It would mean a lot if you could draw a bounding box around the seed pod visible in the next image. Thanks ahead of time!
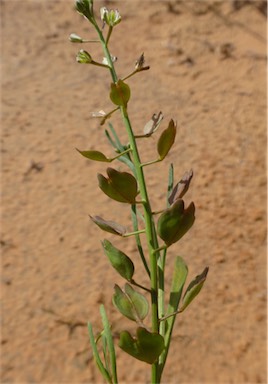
[102,239,134,281]
[157,199,195,246]
[157,119,176,160]
[119,327,165,364]
[98,167,138,204]
[113,283,148,322]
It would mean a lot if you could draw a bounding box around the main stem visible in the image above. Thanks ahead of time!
[94,22,161,383]
[121,107,159,384]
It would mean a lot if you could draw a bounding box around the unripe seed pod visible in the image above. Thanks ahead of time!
[102,239,134,280]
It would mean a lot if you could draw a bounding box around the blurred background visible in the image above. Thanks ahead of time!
[2,1,267,383]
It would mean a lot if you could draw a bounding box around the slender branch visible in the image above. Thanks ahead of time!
[122,229,146,237]
[131,279,151,293]
[106,26,113,45]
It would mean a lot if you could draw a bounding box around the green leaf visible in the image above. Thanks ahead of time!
[88,323,112,383]
[105,124,136,176]
[160,256,188,374]
[102,239,135,281]
[131,205,150,277]
[167,256,188,315]
[90,215,127,236]
[112,283,148,322]
[157,199,195,246]
[76,148,112,162]
[99,305,118,384]
[157,119,176,160]
[98,174,128,203]
[107,167,138,201]
[180,267,209,312]
[98,168,138,204]
[110,79,131,107]
[119,327,165,364]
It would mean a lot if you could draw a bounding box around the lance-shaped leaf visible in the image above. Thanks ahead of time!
[119,327,165,364]
[99,305,118,384]
[76,148,112,162]
[98,167,138,204]
[102,239,135,281]
[168,169,194,205]
[157,199,195,246]
[110,79,131,107]
[112,283,148,322]
[157,119,176,160]
[88,323,112,383]
[143,112,164,137]
[180,267,209,312]
[90,215,127,236]
[167,256,188,316]
[160,256,188,371]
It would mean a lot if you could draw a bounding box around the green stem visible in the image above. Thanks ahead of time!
[96,23,160,384]
[94,22,117,82]
[131,205,151,277]
[106,26,113,45]
[94,19,163,384]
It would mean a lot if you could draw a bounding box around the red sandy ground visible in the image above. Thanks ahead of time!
[2,1,267,383]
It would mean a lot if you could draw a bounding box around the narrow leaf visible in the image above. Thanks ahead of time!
[88,323,112,383]
[100,305,118,384]
[157,119,176,160]
[106,124,136,176]
[167,256,188,315]
[160,256,188,373]
[131,205,150,277]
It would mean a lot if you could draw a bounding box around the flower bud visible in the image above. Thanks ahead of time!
[75,0,94,22]
[69,33,83,43]
[76,49,92,63]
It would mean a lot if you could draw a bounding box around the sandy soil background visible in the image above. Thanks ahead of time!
[1,1,267,383]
